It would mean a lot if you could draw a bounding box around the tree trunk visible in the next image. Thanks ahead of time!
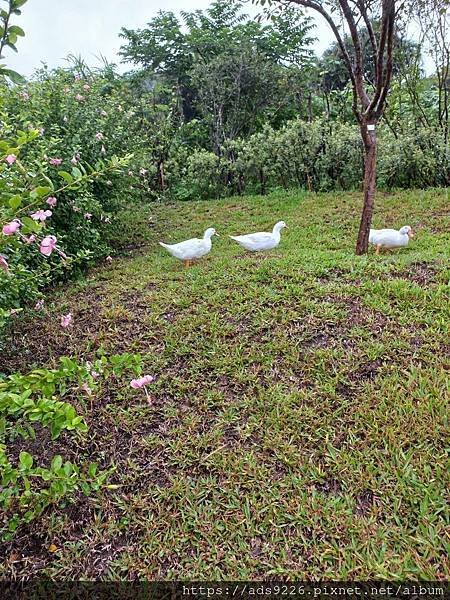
[355,122,377,255]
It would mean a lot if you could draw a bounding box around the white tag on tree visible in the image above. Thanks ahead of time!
[367,124,376,131]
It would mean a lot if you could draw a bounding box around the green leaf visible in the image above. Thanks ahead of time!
[8,195,22,209]
[51,455,63,471]
[71,167,83,180]
[51,421,63,440]
[19,451,33,469]
[21,216,41,234]
[59,171,73,184]
[1,68,25,84]
[8,25,25,37]
[34,186,52,198]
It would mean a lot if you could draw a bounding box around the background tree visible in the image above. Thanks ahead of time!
[119,0,317,142]
[253,0,400,255]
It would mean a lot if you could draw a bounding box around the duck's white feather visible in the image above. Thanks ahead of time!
[229,221,286,252]
[159,227,216,261]
[369,226,411,249]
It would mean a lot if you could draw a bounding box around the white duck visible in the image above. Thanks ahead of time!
[229,221,287,252]
[369,225,414,254]
[159,227,219,267]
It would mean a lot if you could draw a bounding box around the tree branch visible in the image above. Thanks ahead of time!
[284,0,361,118]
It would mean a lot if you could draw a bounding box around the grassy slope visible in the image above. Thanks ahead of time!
[1,189,449,579]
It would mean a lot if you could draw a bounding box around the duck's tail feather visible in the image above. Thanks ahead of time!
[159,242,170,249]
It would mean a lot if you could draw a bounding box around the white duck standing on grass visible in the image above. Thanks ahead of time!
[229,221,287,252]
[159,227,219,267]
[369,225,414,254]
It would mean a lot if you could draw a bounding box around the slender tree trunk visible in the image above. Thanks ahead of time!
[355,122,377,255]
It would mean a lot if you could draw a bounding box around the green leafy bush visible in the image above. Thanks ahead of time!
[0,352,142,540]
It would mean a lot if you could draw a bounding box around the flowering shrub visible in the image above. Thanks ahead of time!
[0,117,131,328]
[0,352,142,540]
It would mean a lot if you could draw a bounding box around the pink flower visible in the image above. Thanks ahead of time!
[46,196,57,208]
[130,375,154,389]
[35,299,45,310]
[84,212,92,221]
[106,256,113,263]
[49,158,62,166]
[23,234,36,244]
[95,132,104,141]
[71,156,78,165]
[40,235,57,256]
[20,91,30,100]
[0,255,9,273]
[81,382,92,395]
[31,209,52,221]
[75,94,85,102]
[83,84,90,91]
[5,154,17,165]
[2,220,20,235]
[61,312,72,328]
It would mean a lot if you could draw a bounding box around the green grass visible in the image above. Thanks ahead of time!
[2,188,449,579]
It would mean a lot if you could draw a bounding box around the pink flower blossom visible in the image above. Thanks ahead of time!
[40,235,57,256]
[46,196,57,207]
[84,212,92,221]
[130,375,154,389]
[2,220,20,235]
[0,255,9,273]
[83,84,91,91]
[49,158,62,166]
[61,312,72,328]
[81,382,92,395]
[23,234,36,244]
[20,91,30,100]
[75,94,85,102]
[95,132,104,141]
[35,299,45,310]
[31,209,52,221]
[71,156,78,165]
[5,154,17,165]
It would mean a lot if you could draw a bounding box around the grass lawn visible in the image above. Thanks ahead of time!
[1,188,449,579]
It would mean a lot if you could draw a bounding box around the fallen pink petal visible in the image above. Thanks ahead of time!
[61,312,73,328]
[5,154,17,165]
